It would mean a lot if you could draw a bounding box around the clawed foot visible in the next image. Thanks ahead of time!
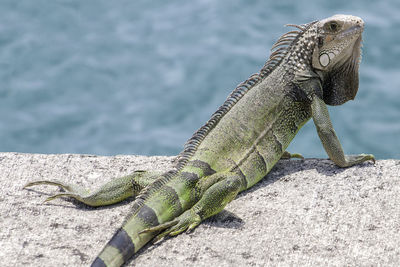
[353,154,376,164]
[362,154,376,164]
[339,153,376,168]
[24,180,91,205]
[140,209,201,242]
[24,174,139,207]
[281,151,304,160]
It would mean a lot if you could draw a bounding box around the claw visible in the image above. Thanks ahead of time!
[23,180,84,194]
[169,225,190,236]
[168,220,200,237]
[356,154,375,165]
[24,180,95,205]
[281,151,304,160]
[24,174,140,207]
[24,181,78,204]
[141,222,179,243]
[43,193,78,204]
[290,153,305,160]
[139,220,178,235]
[24,180,66,189]
[368,154,376,164]
[141,209,202,242]
[153,230,172,243]
[187,221,200,232]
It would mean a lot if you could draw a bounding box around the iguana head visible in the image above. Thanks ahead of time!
[311,14,364,105]
[264,14,364,105]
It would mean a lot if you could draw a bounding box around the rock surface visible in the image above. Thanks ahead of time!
[1,152,399,266]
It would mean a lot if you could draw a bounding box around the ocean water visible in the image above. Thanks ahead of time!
[0,0,399,159]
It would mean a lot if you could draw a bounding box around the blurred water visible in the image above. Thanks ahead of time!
[0,0,399,159]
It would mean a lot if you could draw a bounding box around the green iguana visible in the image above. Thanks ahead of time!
[25,14,375,266]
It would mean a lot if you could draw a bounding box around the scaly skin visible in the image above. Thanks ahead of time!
[24,14,374,267]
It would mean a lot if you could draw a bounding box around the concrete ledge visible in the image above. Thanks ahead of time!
[1,152,399,266]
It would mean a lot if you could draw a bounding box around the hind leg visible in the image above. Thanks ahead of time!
[24,170,163,207]
[141,171,243,241]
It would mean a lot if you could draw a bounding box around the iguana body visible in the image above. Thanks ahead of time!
[25,14,374,266]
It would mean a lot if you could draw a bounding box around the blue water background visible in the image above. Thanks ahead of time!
[0,0,399,159]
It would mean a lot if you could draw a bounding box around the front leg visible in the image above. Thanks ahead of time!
[311,96,375,167]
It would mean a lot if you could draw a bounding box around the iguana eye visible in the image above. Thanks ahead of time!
[328,21,339,32]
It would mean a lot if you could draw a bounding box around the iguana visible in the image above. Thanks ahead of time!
[25,14,375,267]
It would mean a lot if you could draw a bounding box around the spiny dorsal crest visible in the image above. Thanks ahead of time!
[265,21,318,75]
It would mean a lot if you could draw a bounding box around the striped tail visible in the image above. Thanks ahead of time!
[91,216,158,267]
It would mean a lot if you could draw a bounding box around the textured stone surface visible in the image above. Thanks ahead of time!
[1,152,399,266]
